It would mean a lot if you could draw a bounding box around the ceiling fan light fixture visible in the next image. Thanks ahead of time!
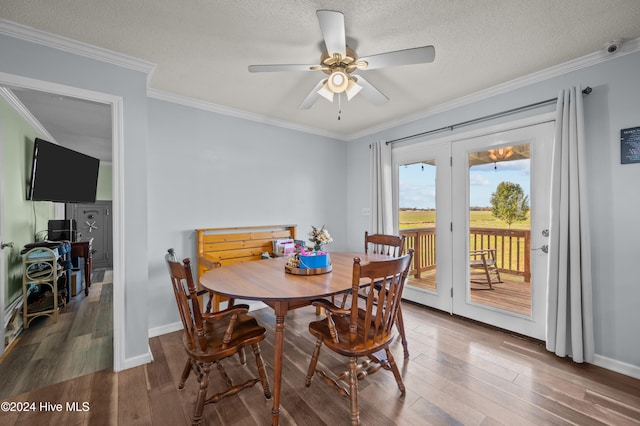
[317,81,334,102]
[345,78,362,100]
[488,147,514,161]
[327,70,349,93]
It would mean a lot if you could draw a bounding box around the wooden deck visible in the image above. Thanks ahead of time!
[406,271,532,316]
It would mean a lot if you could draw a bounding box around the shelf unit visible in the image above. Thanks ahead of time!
[22,247,65,328]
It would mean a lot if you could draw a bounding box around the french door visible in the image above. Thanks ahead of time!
[393,141,452,312]
[394,116,555,339]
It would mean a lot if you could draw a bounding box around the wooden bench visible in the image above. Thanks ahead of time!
[196,224,297,311]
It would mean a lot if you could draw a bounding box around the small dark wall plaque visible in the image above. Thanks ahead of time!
[621,126,640,164]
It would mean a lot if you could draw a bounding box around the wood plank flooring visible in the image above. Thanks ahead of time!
[0,270,113,400]
[408,272,532,316]
[2,301,639,425]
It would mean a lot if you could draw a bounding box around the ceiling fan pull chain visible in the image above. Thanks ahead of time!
[338,93,342,120]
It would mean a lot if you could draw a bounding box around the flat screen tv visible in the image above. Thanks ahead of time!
[27,138,100,203]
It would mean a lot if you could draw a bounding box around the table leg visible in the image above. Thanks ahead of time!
[271,302,287,426]
[84,256,91,296]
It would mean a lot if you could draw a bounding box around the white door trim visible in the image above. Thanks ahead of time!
[0,71,126,371]
[0,114,5,356]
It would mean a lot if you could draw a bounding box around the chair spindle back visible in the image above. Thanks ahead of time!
[165,249,207,352]
[364,232,406,257]
[349,249,413,347]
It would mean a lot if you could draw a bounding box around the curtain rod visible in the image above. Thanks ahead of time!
[385,86,592,145]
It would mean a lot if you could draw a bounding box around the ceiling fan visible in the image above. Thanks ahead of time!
[248,10,435,110]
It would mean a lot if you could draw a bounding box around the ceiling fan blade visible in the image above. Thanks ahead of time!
[299,79,326,109]
[359,46,435,70]
[248,64,316,72]
[353,75,388,105]
[316,10,346,57]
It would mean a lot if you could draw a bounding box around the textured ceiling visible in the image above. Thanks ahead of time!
[2,0,640,149]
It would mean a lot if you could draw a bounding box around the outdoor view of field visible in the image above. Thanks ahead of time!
[399,209,530,230]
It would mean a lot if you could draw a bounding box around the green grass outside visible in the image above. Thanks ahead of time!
[399,209,529,230]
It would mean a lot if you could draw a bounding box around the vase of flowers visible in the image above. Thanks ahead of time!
[309,225,332,252]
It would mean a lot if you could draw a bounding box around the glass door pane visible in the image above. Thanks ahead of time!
[399,162,437,292]
[393,141,451,313]
[467,144,531,316]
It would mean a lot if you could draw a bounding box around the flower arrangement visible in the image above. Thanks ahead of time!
[308,225,332,251]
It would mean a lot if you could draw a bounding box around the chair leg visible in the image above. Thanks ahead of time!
[179,358,192,389]
[349,357,360,426]
[193,362,211,426]
[238,346,246,365]
[395,304,409,359]
[305,338,323,387]
[204,291,213,313]
[384,347,406,395]
[251,344,272,399]
[482,261,494,290]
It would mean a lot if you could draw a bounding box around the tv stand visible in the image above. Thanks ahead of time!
[71,238,93,296]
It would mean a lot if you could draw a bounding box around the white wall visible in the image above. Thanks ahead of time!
[347,50,640,374]
[146,98,347,330]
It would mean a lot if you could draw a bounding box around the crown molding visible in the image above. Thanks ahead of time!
[147,88,346,141]
[0,86,58,143]
[3,16,638,143]
[0,18,156,78]
[347,36,640,141]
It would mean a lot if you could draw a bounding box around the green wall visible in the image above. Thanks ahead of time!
[1,96,55,308]
[1,96,111,309]
[96,163,112,200]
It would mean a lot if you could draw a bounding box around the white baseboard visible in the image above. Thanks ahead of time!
[593,354,640,380]
[121,349,153,370]
[3,296,22,328]
[148,321,183,338]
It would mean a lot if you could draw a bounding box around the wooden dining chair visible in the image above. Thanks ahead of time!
[305,250,414,426]
[165,250,271,425]
[364,231,406,257]
[363,232,410,358]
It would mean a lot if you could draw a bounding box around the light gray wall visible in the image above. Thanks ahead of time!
[146,98,347,329]
[0,34,150,362]
[347,51,640,370]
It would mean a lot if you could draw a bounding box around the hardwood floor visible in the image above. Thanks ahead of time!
[2,300,639,425]
[0,269,113,400]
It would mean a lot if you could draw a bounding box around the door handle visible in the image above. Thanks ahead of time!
[531,245,549,254]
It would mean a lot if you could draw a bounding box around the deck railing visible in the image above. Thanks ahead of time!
[400,227,531,281]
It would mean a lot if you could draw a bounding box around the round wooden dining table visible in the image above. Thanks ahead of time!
[199,251,392,426]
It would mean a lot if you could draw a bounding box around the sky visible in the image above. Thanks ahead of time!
[399,158,531,209]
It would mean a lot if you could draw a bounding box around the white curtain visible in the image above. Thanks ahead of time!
[370,140,393,234]
[546,87,594,363]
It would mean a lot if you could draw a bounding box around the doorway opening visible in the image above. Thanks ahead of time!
[0,74,123,398]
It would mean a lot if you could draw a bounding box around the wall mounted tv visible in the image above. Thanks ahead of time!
[27,138,100,203]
